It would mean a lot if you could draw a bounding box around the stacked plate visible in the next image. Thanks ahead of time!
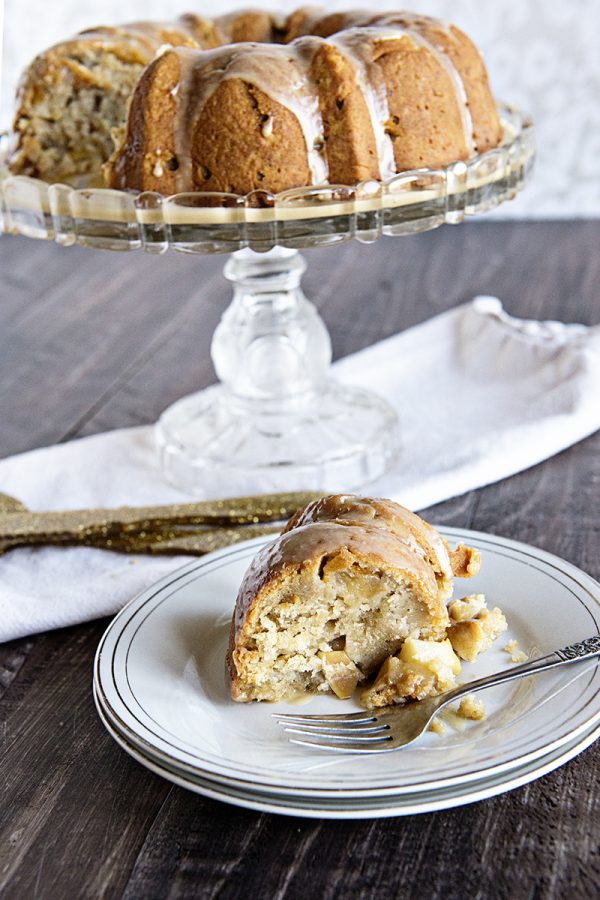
[94,528,600,818]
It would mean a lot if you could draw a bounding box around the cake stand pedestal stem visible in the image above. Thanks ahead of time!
[156,247,399,495]
[213,247,331,412]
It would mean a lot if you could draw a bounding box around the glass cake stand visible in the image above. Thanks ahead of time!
[0,104,534,495]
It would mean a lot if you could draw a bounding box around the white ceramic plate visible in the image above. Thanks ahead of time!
[94,686,600,819]
[94,528,600,800]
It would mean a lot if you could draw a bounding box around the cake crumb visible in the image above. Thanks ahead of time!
[428,717,446,735]
[503,639,528,663]
[457,696,486,721]
[438,708,466,732]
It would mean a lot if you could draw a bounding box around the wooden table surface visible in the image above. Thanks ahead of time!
[0,222,599,899]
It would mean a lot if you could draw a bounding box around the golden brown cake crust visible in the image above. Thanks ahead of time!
[104,8,501,195]
[285,9,501,153]
[216,9,279,44]
[187,72,312,195]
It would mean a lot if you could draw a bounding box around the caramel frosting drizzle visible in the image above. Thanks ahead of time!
[232,493,463,640]
[285,494,454,581]
[233,519,441,636]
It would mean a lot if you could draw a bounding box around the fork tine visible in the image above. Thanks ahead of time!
[279,721,389,735]
[283,726,390,743]
[272,710,376,725]
[289,736,393,754]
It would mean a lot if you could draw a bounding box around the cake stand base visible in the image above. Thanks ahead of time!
[157,382,398,495]
[156,247,399,495]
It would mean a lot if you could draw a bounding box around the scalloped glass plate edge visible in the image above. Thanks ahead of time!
[0,104,534,253]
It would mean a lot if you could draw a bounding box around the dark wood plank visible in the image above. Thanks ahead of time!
[0,621,173,900]
[0,221,599,900]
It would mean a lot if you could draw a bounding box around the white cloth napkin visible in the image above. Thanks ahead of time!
[1,297,599,643]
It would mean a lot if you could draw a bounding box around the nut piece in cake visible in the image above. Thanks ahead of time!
[447,595,507,662]
[360,637,462,708]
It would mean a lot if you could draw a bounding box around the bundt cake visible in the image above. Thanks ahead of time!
[227,494,489,705]
[9,8,502,194]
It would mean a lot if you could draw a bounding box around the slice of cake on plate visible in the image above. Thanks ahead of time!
[227,494,505,707]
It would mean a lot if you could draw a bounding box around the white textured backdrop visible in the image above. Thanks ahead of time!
[2,0,599,218]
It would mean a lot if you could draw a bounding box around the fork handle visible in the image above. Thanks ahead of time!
[441,634,600,707]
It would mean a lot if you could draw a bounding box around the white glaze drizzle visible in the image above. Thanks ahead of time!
[170,40,329,189]
[171,48,200,192]
[375,14,477,156]
[324,12,476,158]
[328,26,398,181]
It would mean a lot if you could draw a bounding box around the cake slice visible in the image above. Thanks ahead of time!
[227,494,480,703]
[8,20,204,185]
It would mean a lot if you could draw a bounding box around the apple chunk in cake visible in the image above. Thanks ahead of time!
[361,637,462,708]
[363,593,508,707]
[447,593,508,662]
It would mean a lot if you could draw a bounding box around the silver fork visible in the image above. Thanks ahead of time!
[273,635,600,753]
